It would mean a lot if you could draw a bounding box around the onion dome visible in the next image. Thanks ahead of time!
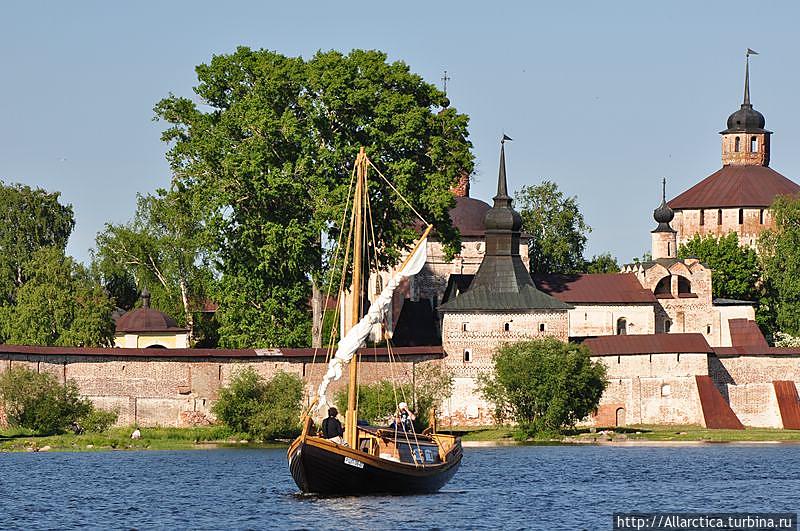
[115,288,186,333]
[653,178,676,233]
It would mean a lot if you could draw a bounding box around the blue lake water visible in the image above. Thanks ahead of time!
[1,444,799,530]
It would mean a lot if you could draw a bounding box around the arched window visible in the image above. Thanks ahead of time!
[738,208,744,225]
[655,276,671,296]
[463,349,472,363]
[503,322,510,332]
[678,276,692,295]
[717,209,723,225]
[664,320,672,333]
[146,344,167,349]
[751,136,757,152]
[661,384,672,397]
[616,317,627,335]
[735,136,740,152]
[538,323,546,333]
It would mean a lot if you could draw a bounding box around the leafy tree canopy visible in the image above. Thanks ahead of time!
[479,338,607,438]
[0,181,74,304]
[758,195,800,336]
[93,189,216,345]
[515,181,591,274]
[678,232,760,301]
[0,247,115,347]
[583,252,620,273]
[153,47,473,347]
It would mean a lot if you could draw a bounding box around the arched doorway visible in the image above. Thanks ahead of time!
[615,407,626,427]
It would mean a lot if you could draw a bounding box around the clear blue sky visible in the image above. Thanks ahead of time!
[2,1,799,264]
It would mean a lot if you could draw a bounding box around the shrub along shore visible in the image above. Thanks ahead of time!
[4,424,800,452]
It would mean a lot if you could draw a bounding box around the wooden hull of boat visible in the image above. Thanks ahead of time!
[288,436,462,495]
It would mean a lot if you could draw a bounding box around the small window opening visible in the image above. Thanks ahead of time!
[759,209,765,224]
[463,349,472,363]
[706,325,711,334]
[750,136,757,152]
[735,136,740,152]
[616,317,627,335]
[661,384,672,397]
[667,242,671,255]
[539,323,546,333]
[503,322,510,332]
[617,356,621,364]
[462,322,469,332]
[678,276,692,294]
[699,209,705,226]
[664,320,672,333]
[584,312,588,321]
[655,275,671,296]
[738,208,744,225]
[717,209,723,226]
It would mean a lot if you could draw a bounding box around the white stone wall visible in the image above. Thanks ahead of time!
[567,304,656,338]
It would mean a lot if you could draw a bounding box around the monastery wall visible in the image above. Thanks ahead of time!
[672,209,772,249]
[0,353,440,428]
[591,353,707,427]
[440,310,568,425]
[567,304,655,338]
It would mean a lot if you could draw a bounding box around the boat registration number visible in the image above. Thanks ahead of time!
[344,457,364,469]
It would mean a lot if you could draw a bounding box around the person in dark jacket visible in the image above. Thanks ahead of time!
[321,407,344,444]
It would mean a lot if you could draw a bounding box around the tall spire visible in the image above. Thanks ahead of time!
[494,135,513,207]
[743,53,751,107]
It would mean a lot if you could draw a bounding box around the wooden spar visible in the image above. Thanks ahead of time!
[346,147,366,448]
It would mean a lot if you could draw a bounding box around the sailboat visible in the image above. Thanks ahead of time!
[287,148,463,495]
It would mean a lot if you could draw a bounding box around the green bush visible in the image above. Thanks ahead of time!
[0,367,93,435]
[479,338,607,438]
[212,367,304,440]
[79,408,118,433]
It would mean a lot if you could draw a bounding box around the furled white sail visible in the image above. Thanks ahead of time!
[316,237,428,409]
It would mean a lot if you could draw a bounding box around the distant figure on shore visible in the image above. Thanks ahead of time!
[131,428,141,440]
[321,407,344,445]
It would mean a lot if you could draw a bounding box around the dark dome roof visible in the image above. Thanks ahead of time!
[722,104,767,133]
[654,200,674,223]
[449,196,491,237]
[115,307,185,333]
[484,204,523,231]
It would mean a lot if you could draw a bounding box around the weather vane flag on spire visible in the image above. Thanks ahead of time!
[746,48,759,56]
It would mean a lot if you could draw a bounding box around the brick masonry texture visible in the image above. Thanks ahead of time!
[0,353,442,428]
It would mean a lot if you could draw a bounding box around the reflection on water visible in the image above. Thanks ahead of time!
[1,445,798,530]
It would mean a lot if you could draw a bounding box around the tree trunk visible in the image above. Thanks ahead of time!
[311,278,322,348]
[179,276,194,346]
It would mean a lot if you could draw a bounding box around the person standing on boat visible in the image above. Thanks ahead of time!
[394,402,416,432]
[322,407,345,444]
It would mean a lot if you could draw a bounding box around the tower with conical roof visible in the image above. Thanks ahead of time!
[439,139,570,312]
[651,178,677,260]
[668,52,800,249]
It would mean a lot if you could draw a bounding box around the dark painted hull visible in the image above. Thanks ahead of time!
[288,437,462,495]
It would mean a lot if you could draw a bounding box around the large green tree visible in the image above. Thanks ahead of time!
[0,247,115,347]
[678,233,760,301]
[515,181,591,274]
[0,182,74,305]
[479,338,607,437]
[759,195,800,336]
[154,47,473,348]
[94,188,215,344]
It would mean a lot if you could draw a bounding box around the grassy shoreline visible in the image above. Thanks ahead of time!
[446,425,800,443]
[5,424,800,452]
[0,426,287,452]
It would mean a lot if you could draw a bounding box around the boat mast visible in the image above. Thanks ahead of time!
[346,147,366,448]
